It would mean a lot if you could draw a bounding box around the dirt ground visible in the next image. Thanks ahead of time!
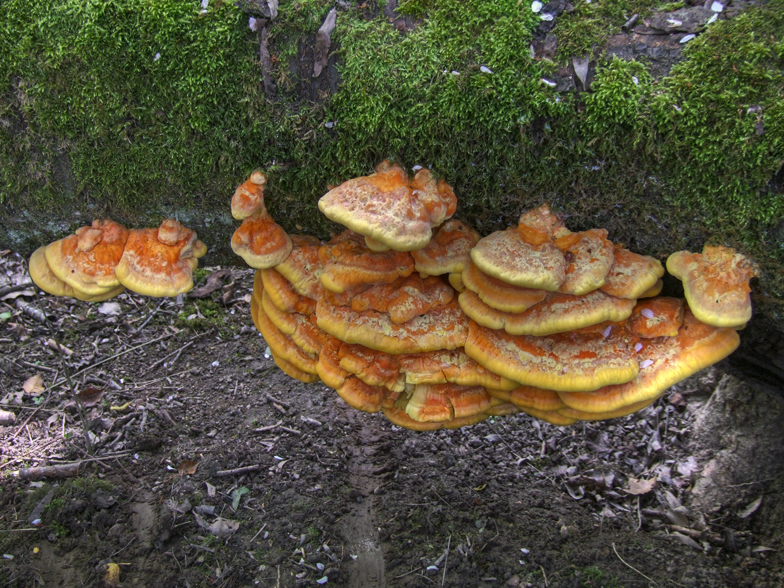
[1,250,783,588]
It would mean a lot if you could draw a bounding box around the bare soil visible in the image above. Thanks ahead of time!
[1,251,782,588]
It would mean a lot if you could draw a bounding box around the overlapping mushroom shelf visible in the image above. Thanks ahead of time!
[29,219,208,300]
[234,163,754,431]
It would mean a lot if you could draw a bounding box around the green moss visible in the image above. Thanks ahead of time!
[552,0,659,61]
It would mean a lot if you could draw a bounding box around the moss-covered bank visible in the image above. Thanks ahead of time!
[1,0,782,326]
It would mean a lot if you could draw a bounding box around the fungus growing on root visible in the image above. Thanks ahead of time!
[29,246,125,302]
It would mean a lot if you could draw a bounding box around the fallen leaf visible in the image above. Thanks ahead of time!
[194,513,240,538]
[75,385,105,407]
[97,302,122,316]
[206,482,216,497]
[624,477,657,495]
[102,562,120,588]
[738,496,762,519]
[752,546,774,553]
[23,374,45,396]
[178,460,199,476]
[231,486,250,510]
[168,498,192,514]
[670,531,702,550]
[189,269,230,298]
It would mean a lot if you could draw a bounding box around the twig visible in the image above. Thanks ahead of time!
[442,535,451,587]
[137,299,167,331]
[612,542,658,587]
[250,523,267,542]
[19,360,58,373]
[254,420,282,432]
[47,332,175,391]
[215,464,264,477]
[0,528,39,532]
[0,281,34,297]
[148,340,195,371]
[14,299,47,323]
[395,567,422,579]
[264,392,291,410]
[540,565,549,587]
[13,462,82,480]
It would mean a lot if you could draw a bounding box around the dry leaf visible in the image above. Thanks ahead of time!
[624,477,657,495]
[194,513,240,538]
[75,385,105,407]
[738,496,762,519]
[671,531,702,550]
[97,302,122,316]
[102,562,120,588]
[178,459,199,476]
[23,374,45,396]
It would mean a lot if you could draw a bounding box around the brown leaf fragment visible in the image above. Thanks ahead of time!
[46,338,73,356]
[189,269,230,298]
[625,477,657,495]
[193,513,239,537]
[22,373,45,396]
[75,385,105,407]
[738,497,762,519]
[671,531,702,550]
[178,459,199,476]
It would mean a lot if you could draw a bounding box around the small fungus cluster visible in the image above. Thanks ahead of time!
[235,163,756,430]
[29,219,207,300]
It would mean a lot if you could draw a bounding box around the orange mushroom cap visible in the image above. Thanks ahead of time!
[470,227,566,291]
[259,268,317,315]
[114,220,200,297]
[506,385,567,411]
[557,398,656,422]
[464,319,639,392]
[517,406,577,426]
[30,246,125,301]
[350,274,454,324]
[231,171,267,220]
[401,383,492,423]
[461,261,547,314]
[666,246,756,328]
[274,235,325,300]
[628,297,684,338]
[316,297,469,355]
[231,210,293,269]
[318,231,414,293]
[261,290,327,355]
[411,219,480,277]
[600,245,664,299]
[338,342,405,392]
[397,348,519,390]
[409,168,458,228]
[554,229,615,295]
[251,292,320,379]
[459,289,635,337]
[316,336,351,389]
[557,310,740,414]
[318,162,433,252]
[335,376,394,413]
[45,219,129,294]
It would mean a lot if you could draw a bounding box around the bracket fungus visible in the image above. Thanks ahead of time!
[234,165,755,431]
[666,246,757,328]
[115,219,207,297]
[29,218,207,302]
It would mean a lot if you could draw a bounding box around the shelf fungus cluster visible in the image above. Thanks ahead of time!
[29,219,207,300]
[236,163,755,430]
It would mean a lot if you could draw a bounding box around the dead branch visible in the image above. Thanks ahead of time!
[215,464,264,477]
[14,462,82,480]
[0,410,16,426]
